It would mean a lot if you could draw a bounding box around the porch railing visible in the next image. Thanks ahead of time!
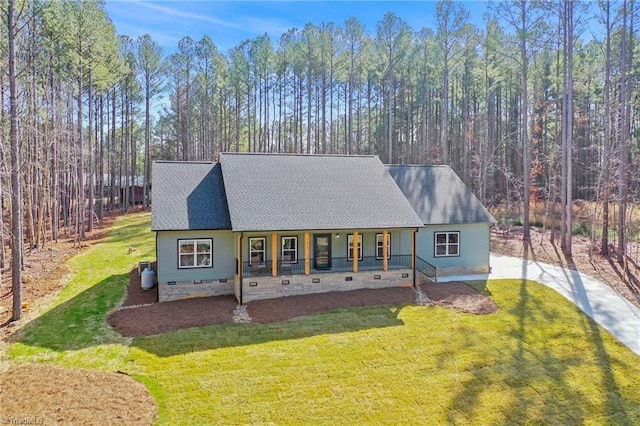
[241,259,304,277]
[242,254,413,278]
[415,256,438,282]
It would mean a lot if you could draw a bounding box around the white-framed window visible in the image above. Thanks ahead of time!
[434,232,460,257]
[249,237,266,264]
[376,233,391,260]
[347,234,363,261]
[281,236,298,263]
[178,239,212,268]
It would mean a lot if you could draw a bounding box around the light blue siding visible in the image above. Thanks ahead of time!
[242,231,307,261]
[156,230,236,283]
[398,229,412,255]
[416,223,491,268]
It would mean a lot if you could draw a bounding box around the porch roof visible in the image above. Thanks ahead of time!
[220,153,424,232]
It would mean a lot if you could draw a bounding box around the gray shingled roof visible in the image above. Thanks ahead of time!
[151,161,231,231]
[220,153,424,232]
[386,165,496,225]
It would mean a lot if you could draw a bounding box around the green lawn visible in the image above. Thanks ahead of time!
[7,212,640,425]
[8,212,156,369]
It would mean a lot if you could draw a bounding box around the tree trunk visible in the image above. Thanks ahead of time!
[77,68,85,240]
[441,53,449,164]
[144,73,151,209]
[617,0,632,263]
[520,1,531,240]
[98,93,104,221]
[8,0,23,321]
[602,1,612,256]
[88,69,94,232]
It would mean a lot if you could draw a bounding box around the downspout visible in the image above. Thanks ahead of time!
[412,228,418,287]
[489,222,496,273]
[239,232,244,305]
[155,232,159,303]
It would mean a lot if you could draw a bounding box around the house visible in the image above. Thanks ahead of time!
[85,174,148,206]
[151,153,494,303]
[99,175,147,206]
[386,165,496,277]
[119,185,145,205]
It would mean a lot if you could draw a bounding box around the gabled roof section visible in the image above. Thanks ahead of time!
[151,161,231,231]
[220,153,424,232]
[386,165,496,225]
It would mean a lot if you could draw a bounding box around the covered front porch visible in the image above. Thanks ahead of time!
[242,254,413,277]
[234,229,419,303]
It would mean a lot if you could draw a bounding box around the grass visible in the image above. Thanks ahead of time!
[6,212,640,424]
[125,281,640,425]
[8,212,155,369]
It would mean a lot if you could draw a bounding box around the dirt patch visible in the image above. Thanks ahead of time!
[248,286,417,323]
[421,281,498,315]
[0,363,156,425]
[108,295,238,337]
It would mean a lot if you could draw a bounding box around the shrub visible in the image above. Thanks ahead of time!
[573,222,591,236]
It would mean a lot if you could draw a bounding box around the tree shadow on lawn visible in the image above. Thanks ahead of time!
[7,273,130,352]
[9,268,409,358]
[446,278,590,424]
[131,303,409,358]
[444,251,637,424]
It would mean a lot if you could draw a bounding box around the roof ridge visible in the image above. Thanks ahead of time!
[385,164,450,168]
[154,160,216,165]
[221,152,378,159]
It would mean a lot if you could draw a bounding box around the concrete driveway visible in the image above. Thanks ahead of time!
[438,253,640,356]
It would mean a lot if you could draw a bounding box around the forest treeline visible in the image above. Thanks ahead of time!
[2,0,639,319]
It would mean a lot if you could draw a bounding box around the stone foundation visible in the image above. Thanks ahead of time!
[436,265,491,277]
[157,265,491,302]
[238,269,414,303]
[416,265,490,283]
[158,279,234,302]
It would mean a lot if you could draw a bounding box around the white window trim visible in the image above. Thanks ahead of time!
[281,236,298,263]
[434,231,460,257]
[249,237,266,265]
[347,234,363,261]
[376,233,391,260]
[178,238,213,269]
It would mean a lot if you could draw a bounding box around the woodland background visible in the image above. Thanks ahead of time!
[2,0,640,318]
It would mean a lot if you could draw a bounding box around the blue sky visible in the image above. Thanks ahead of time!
[105,1,489,55]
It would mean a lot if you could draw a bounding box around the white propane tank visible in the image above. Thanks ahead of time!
[141,267,155,290]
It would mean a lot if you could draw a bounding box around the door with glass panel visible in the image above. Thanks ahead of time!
[313,234,331,270]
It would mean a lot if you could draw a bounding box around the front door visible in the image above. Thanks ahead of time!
[314,234,332,270]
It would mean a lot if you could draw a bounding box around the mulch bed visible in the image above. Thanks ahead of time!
[421,281,498,315]
[122,264,158,307]
[108,276,497,337]
[248,286,417,323]
[108,295,238,337]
